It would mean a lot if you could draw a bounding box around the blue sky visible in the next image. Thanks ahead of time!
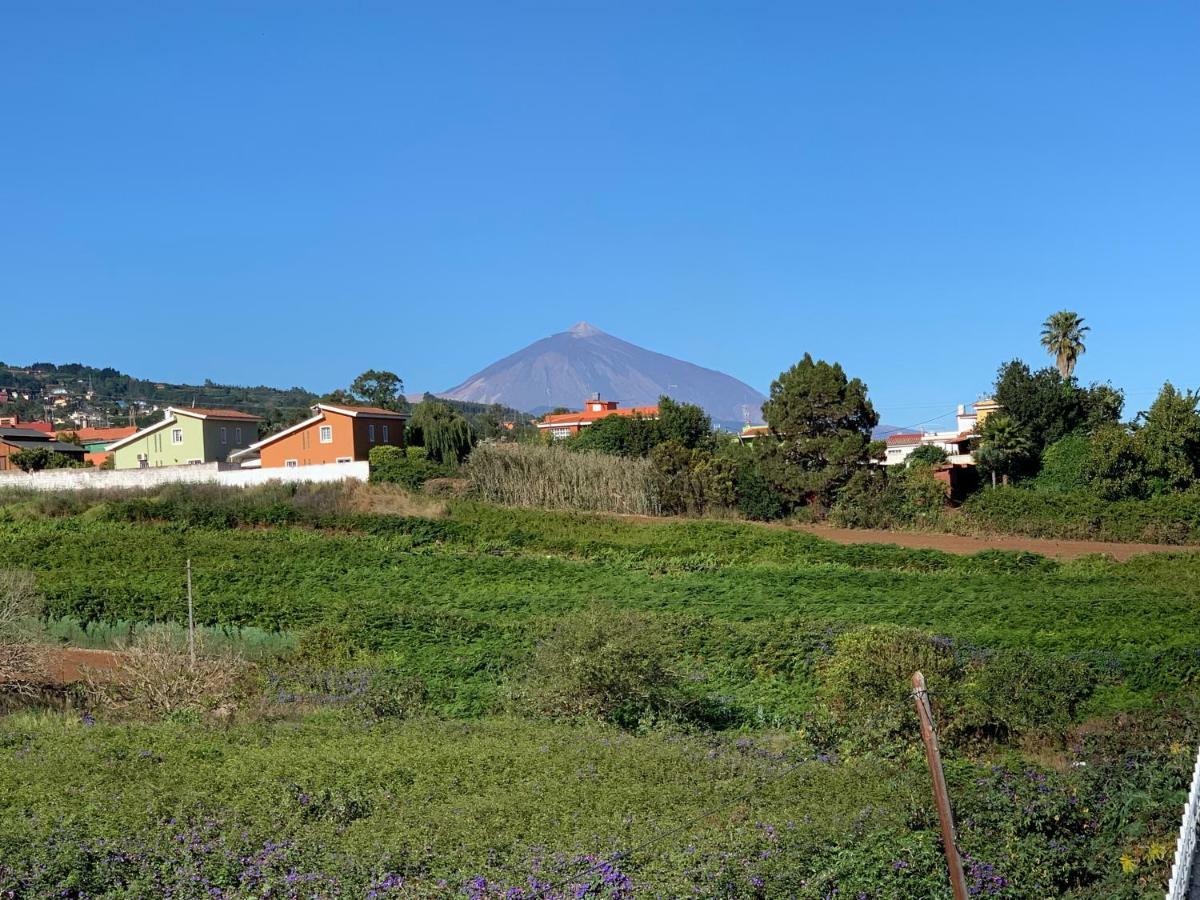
[2,2,1197,430]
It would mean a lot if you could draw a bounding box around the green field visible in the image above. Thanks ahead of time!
[1,486,1198,897]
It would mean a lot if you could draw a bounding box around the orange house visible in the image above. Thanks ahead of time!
[233,403,408,469]
[536,395,660,439]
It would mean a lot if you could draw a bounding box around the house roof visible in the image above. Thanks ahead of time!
[317,403,409,420]
[232,403,407,458]
[885,433,924,445]
[1,438,84,452]
[171,407,263,421]
[74,426,137,443]
[107,408,262,453]
[0,427,54,440]
[537,405,660,429]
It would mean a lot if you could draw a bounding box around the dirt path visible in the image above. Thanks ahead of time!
[797,524,1200,561]
[41,648,121,684]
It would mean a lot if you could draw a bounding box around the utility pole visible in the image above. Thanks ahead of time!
[912,671,969,900]
[186,559,196,668]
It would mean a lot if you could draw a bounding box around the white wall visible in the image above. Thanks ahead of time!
[0,460,370,492]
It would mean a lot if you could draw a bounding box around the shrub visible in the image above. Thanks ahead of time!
[951,649,1095,744]
[1033,433,1091,492]
[0,569,45,687]
[369,445,453,490]
[1084,423,1148,500]
[733,456,786,521]
[829,468,947,529]
[469,442,659,515]
[906,444,948,467]
[81,628,253,718]
[516,608,690,729]
[352,666,428,721]
[816,625,960,751]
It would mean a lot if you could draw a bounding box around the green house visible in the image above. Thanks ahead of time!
[109,407,262,470]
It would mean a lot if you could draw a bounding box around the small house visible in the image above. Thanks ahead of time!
[108,407,262,469]
[230,403,408,468]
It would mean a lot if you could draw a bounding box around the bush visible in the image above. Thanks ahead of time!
[1032,433,1091,492]
[733,456,786,521]
[952,649,1095,744]
[816,625,960,751]
[516,608,691,729]
[369,445,453,490]
[829,467,947,529]
[81,628,253,719]
[960,485,1200,543]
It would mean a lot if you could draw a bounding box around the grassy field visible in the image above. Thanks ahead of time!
[2,485,1199,897]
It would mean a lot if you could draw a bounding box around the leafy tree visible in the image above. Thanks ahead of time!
[347,370,407,412]
[1138,383,1200,492]
[407,401,473,466]
[974,414,1034,487]
[656,396,712,450]
[758,354,878,506]
[1083,424,1147,500]
[571,414,661,458]
[9,446,82,472]
[992,361,1119,453]
[1040,310,1090,378]
[906,444,948,468]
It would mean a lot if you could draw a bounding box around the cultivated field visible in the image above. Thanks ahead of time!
[1,483,1197,898]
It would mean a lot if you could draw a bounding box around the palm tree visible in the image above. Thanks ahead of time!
[1040,311,1090,378]
[975,414,1033,487]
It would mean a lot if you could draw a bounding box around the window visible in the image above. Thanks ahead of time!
[319,425,333,444]
[335,456,352,464]
[285,459,298,468]
[171,428,183,445]
[381,424,389,443]
[220,427,227,445]
[368,423,376,443]
[235,427,242,443]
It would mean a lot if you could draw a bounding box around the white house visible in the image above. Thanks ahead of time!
[882,400,1000,466]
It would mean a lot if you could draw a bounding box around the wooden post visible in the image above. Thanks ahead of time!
[912,671,968,900]
[186,558,196,669]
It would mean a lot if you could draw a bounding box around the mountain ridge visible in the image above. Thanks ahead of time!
[441,322,766,428]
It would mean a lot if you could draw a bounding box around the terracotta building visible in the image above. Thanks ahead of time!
[231,403,408,468]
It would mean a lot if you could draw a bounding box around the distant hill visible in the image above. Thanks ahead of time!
[0,361,317,429]
[441,322,766,428]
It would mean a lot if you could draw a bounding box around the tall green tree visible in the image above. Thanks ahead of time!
[974,414,1034,487]
[348,370,407,412]
[1040,311,1090,378]
[759,354,878,506]
[656,396,712,450]
[407,401,473,465]
[1138,382,1200,492]
[992,360,1121,453]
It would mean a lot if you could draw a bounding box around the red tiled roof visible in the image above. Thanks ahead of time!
[885,432,924,445]
[74,426,137,442]
[538,406,659,427]
[172,407,263,421]
[318,403,410,419]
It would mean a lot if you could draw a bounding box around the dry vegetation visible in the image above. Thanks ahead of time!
[470,442,660,515]
[80,627,252,719]
[0,570,46,688]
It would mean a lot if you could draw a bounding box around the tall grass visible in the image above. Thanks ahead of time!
[469,442,660,515]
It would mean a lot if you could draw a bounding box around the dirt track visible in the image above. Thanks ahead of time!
[797,524,1200,561]
[41,648,121,684]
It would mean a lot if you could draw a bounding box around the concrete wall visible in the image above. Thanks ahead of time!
[0,460,369,492]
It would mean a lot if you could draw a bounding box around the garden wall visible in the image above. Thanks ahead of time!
[0,460,369,492]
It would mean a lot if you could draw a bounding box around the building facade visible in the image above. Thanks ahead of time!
[109,407,262,469]
[232,403,408,468]
[536,395,660,439]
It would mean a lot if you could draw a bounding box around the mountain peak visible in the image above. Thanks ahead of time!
[442,323,765,428]
[566,321,603,338]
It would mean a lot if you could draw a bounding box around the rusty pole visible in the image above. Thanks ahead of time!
[912,671,969,900]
